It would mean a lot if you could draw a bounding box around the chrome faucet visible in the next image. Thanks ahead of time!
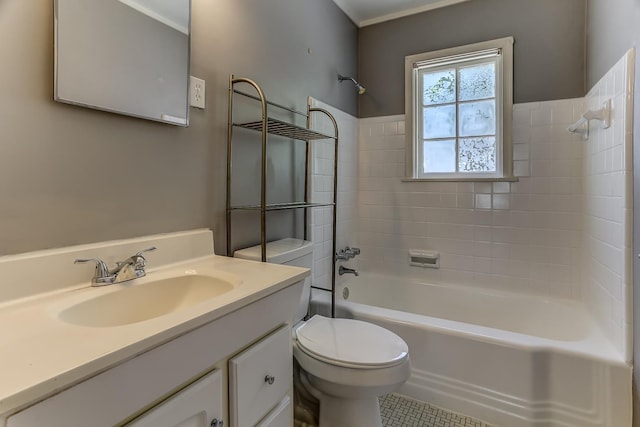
[75,246,157,286]
[335,246,361,262]
[335,251,350,261]
[339,265,359,276]
[344,246,361,257]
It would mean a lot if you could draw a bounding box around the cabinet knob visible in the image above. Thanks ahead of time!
[211,419,223,427]
[264,375,275,385]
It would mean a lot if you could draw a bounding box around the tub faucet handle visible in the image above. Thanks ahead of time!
[335,250,350,261]
[345,246,360,257]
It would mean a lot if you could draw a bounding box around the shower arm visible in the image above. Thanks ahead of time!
[338,75,358,85]
[338,74,366,95]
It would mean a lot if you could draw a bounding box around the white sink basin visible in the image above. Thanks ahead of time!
[58,275,236,327]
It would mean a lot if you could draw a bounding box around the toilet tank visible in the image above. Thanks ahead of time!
[234,238,313,323]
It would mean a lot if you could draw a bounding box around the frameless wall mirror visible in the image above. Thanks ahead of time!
[54,0,191,126]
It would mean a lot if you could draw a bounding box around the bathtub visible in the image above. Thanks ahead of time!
[312,273,631,427]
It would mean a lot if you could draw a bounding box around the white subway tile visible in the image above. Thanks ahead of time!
[512,143,530,161]
[457,193,475,209]
[474,182,492,193]
[512,108,532,127]
[475,194,492,209]
[397,121,406,135]
[456,182,475,193]
[513,160,531,177]
[512,125,532,144]
[531,125,553,143]
[493,182,510,193]
[383,121,398,135]
[492,194,511,210]
[551,99,578,124]
[531,105,553,126]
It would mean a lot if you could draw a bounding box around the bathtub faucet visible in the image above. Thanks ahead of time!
[339,265,359,276]
[335,246,361,262]
[344,246,361,257]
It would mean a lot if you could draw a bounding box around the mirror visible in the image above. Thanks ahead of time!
[54,0,191,126]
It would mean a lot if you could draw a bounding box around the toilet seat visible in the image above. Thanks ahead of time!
[295,315,409,369]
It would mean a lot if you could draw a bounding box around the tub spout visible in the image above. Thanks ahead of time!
[339,266,359,276]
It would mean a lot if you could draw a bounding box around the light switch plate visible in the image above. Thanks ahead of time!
[190,76,205,109]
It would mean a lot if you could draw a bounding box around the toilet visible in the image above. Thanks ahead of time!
[234,238,411,427]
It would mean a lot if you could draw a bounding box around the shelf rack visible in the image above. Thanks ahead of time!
[226,76,339,316]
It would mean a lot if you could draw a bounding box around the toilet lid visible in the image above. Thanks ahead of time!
[295,315,409,368]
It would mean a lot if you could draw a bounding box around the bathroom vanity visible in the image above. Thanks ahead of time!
[0,230,307,427]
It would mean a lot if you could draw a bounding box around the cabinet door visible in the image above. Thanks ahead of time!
[126,370,223,427]
[255,395,292,427]
[229,325,292,427]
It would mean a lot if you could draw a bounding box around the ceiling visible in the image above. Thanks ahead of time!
[332,0,472,27]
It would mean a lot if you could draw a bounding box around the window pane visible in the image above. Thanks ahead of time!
[422,69,456,105]
[459,100,495,136]
[423,104,456,139]
[423,139,456,173]
[459,62,495,101]
[458,137,496,172]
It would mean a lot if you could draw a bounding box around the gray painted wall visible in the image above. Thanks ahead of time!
[0,0,357,256]
[358,0,586,118]
[586,0,639,87]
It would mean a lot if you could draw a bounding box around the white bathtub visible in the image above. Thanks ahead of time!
[313,273,631,427]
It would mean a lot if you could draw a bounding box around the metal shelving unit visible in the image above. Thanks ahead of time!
[229,202,334,211]
[226,76,339,315]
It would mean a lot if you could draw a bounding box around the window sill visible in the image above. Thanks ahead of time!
[402,176,519,183]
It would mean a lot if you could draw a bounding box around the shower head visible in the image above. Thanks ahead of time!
[338,75,366,95]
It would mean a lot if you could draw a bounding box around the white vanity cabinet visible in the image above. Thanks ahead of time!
[254,396,292,427]
[229,325,293,427]
[126,370,223,427]
[4,281,302,427]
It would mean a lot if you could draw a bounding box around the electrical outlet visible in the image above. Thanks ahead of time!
[190,76,205,109]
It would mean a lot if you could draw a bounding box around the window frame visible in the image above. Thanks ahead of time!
[404,37,514,181]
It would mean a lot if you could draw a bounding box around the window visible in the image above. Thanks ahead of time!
[405,37,514,180]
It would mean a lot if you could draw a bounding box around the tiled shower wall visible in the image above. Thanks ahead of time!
[309,99,359,291]
[357,49,634,357]
[358,98,586,298]
[581,49,634,358]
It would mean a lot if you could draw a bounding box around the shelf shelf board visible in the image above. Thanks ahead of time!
[234,118,335,141]
[229,202,335,211]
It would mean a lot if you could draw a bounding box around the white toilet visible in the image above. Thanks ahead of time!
[235,238,411,427]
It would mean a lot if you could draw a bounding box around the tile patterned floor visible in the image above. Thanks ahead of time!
[380,394,494,427]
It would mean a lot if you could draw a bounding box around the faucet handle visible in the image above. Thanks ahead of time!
[135,246,157,257]
[344,246,361,257]
[131,246,157,268]
[74,258,113,285]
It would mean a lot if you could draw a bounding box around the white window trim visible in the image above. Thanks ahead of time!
[404,37,514,181]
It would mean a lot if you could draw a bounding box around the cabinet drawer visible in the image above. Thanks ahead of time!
[255,395,292,427]
[229,325,292,427]
[126,370,223,427]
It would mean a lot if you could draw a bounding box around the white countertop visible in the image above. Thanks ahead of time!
[0,253,308,416]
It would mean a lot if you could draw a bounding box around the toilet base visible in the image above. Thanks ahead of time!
[318,395,382,427]
[298,368,384,427]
